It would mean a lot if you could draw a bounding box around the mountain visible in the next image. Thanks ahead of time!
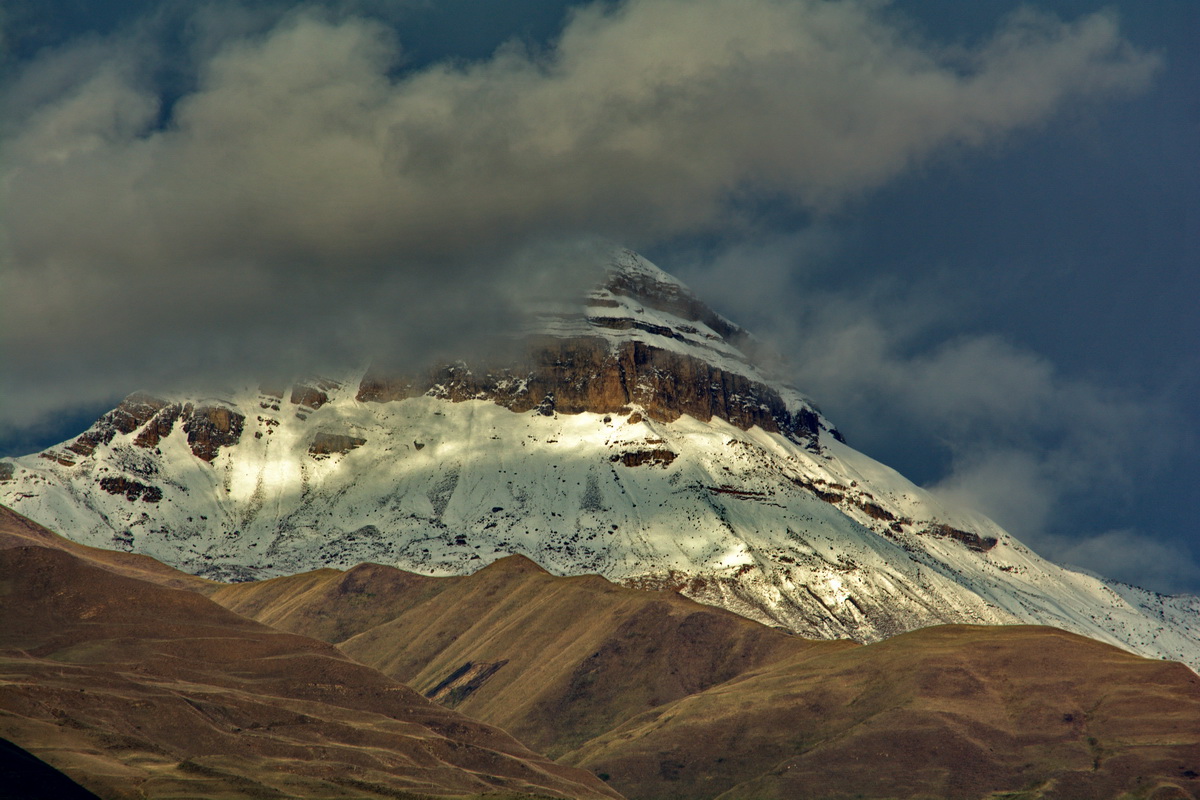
[0,517,621,799]
[8,507,1200,800]
[208,551,1200,800]
[3,249,1198,670]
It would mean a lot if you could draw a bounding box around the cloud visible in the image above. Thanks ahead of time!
[0,0,1158,433]
[679,231,1188,591]
[1050,529,1200,595]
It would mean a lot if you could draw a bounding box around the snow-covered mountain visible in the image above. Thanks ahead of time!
[4,249,1198,669]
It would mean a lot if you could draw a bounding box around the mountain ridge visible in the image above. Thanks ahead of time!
[2,249,1197,672]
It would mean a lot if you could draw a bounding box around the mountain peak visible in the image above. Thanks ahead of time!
[478,552,553,576]
[4,248,1199,673]
[588,249,749,348]
[536,249,753,373]
[359,248,830,446]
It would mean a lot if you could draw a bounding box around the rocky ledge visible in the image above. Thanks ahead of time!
[61,394,246,464]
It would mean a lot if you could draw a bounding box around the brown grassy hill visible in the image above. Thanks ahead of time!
[562,624,1200,800]
[0,544,622,800]
[212,555,845,757]
[0,503,212,591]
[209,558,449,642]
[215,557,1200,800]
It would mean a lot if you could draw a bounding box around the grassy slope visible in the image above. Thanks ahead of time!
[564,624,1200,799]
[0,536,621,800]
[215,558,1200,800]
[213,555,845,757]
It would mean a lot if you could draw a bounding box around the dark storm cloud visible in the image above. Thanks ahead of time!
[0,1,1157,434]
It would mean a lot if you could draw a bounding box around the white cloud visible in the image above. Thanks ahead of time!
[0,0,1158,432]
[1052,529,1200,595]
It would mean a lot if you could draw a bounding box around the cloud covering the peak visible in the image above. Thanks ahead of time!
[0,0,1159,429]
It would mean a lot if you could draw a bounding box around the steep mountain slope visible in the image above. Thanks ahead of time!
[211,555,846,758]
[0,541,622,800]
[210,553,1200,800]
[3,250,1197,669]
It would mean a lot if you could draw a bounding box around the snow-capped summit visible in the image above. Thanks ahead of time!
[358,249,831,445]
[3,249,1198,670]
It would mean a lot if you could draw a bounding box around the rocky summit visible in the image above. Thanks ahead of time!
[3,249,1198,670]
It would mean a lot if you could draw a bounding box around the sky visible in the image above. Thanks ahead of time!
[1,1,1196,593]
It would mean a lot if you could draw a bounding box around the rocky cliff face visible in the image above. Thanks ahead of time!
[357,250,831,445]
[65,393,172,458]
[181,405,245,462]
[52,395,241,464]
[358,337,823,444]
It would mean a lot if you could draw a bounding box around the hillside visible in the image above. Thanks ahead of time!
[212,550,1200,800]
[0,521,620,799]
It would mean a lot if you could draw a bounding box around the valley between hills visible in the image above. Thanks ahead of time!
[4,504,1200,800]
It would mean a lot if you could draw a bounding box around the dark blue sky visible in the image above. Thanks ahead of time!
[825,1,1199,586]
[1,1,1196,592]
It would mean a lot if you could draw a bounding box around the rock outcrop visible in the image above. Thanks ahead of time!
[309,432,367,457]
[358,251,828,445]
[181,404,245,462]
[133,403,182,449]
[97,476,163,503]
[67,393,170,457]
[358,338,822,443]
[611,448,677,468]
[919,522,999,553]
[290,378,340,411]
